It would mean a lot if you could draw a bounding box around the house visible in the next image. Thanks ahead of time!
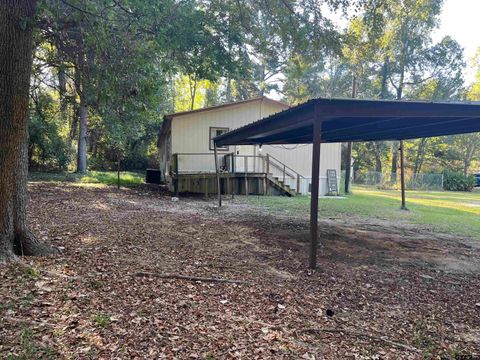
[158,96,341,196]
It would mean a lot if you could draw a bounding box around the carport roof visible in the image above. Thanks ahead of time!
[213,98,480,146]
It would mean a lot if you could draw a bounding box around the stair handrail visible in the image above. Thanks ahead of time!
[265,154,305,180]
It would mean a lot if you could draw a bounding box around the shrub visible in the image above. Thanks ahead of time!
[443,171,476,191]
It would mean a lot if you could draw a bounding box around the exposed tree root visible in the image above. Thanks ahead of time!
[0,232,59,260]
[300,328,420,353]
[132,271,250,284]
[228,316,420,354]
[14,230,59,257]
[39,269,78,280]
[3,316,54,328]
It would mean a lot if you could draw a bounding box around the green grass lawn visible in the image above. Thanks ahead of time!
[245,186,480,239]
[29,171,145,187]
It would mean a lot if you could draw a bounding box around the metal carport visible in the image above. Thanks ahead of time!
[213,98,480,269]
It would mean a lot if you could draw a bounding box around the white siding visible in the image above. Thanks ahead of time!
[163,98,342,195]
[171,99,287,173]
[261,143,341,194]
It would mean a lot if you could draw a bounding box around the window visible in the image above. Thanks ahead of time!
[209,127,229,151]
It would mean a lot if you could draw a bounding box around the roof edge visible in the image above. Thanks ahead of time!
[164,96,289,120]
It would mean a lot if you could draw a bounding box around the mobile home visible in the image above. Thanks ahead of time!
[158,97,341,196]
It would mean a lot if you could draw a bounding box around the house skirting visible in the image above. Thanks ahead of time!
[167,172,332,197]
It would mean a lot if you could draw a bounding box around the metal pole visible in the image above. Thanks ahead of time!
[310,105,322,269]
[345,142,352,194]
[174,154,179,198]
[400,140,407,210]
[214,143,221,207]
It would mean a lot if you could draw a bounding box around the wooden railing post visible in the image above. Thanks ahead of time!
[297,174,301,194]
[283,165,286,184]
[244,175,248,196]
[266,154,270,174]
[244,157,248,196]
[203,173,208,200]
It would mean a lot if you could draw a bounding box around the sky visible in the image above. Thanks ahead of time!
[433,0,480,83]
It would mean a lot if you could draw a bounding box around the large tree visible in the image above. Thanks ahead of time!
[0,0,54,257]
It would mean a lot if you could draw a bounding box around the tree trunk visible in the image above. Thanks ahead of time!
[226,76,232,102]
[374,60,389,178]
[58,67,68,122]
[0,0,56,258]
[464,161,470,177]
[189,76,197,111]
[170,74,175,112]
[372,142,382,173]
[77,95,87,173]
[74,48,88,173]
[391,142,398,182]
[379,59,389,99]
[413,138,428,176]
[463,140,477,177]
[344,74,356,194]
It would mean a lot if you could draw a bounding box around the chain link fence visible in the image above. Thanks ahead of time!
[341,170,444,191]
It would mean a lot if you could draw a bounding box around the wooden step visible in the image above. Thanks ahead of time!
[267,175,296,197]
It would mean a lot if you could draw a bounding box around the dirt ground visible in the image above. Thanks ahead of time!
[1,183,479,359]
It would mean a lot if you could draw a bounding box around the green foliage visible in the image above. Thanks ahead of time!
[468,48,480,101]
[79,171,143,187]
[28,92,71,171]
[6,328,58,360]
[28,0,477,179]
[92,313,110,328]
[283,53,353,104]
[20,266,40,278]
[443,172,476,192]
[29,171,144,187]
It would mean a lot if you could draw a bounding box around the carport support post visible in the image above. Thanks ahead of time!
[400,140,407,210]
[344,142,352,194]
[309,107,323,269]
[214,143,221,207]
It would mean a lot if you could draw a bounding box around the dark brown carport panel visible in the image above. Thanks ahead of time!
[213,98,480,269]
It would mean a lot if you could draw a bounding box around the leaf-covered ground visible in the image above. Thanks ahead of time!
[1,183,479,359]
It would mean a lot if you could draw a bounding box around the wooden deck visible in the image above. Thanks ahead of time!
[169,153,305,197]
[173,172,296,197]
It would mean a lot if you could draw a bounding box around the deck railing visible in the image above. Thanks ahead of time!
[171,152,305,195]
[222,153,305,193]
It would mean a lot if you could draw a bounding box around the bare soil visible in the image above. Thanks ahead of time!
[1,183,479,359]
